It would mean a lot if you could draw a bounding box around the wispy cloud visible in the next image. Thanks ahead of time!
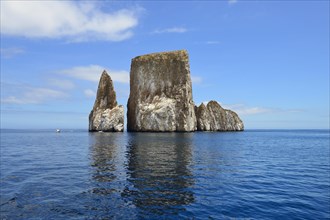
[0,47,25,58]
[196,102,301,116]
[191,76,202,84]
[152,27,188,34]
[194,41,220,45]
[222,104,302,116]
[226,105,273,115]
[84,89,96,98]
[48,78,75,90]
[228,0,238,5]
[1,85,68,104]
[59,65,129,83]
[0,1,141,42]
[1,109,87,115]
[206,41,220,45]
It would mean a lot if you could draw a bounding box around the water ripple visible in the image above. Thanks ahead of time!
[0,129,329,219]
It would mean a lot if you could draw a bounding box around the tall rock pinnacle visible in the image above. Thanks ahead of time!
[127,50,197,132]
[89,70,124,132]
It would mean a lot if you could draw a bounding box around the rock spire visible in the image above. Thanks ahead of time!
[89,70,124,132]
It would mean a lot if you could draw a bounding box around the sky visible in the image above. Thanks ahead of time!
[1,0,329,129]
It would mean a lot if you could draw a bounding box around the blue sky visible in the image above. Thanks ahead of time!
[1,1,329,129]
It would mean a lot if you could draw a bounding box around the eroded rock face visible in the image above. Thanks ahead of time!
[195,101,244,131]
[89,70,124,132]
[127,50,197,132]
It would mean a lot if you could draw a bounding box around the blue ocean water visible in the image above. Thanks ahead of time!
[0,129,329,219]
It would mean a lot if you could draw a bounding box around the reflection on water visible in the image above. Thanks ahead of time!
[88,132,195,217]
[1,130,329,219]
[123,133,195,216]
[89,132,119,183]
[86,132,135,219]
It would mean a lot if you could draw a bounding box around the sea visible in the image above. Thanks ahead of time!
[0,129,329,219]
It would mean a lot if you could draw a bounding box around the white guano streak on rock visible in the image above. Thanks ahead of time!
[127,50,197,132]
[89,70,124,132]
[195,101,244,131]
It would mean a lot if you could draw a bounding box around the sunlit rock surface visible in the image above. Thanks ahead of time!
[89,70,124,132]
[195,101,244,131]
[127,50,197,132]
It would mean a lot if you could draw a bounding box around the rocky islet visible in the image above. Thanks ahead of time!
[195,101,244,131]
[89,50,243,132]
[127,50,196,132]
[88,70,124,132]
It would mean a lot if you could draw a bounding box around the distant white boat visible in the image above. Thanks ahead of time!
[56,129,61,133]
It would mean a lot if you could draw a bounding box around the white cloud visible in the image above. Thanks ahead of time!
[231,106,272,115]
[84,89,96,98]
[222,104,271,115]
[2,87,68,104]
[48,78,75,90]
[206,41,220,45]
[0,47,25,58]
[59,65,129,83]
[0,1,140,42]
[195,102,275,116]
[191,76,202,84]
[152,27,188,34]
[222,104,281,116]
[228,0,238,5]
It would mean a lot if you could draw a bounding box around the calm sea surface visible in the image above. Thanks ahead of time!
[0,129,329,219]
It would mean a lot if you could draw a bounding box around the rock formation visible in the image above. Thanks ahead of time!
[89,50,244,132]
[89,70,124,132]
[195,101,244,131]
[127,50,197,132]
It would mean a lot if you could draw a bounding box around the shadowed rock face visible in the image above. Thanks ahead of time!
[195,101,244,131]
[127,50,197,132]
[89,70,124,132]
[92,71,117,110]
